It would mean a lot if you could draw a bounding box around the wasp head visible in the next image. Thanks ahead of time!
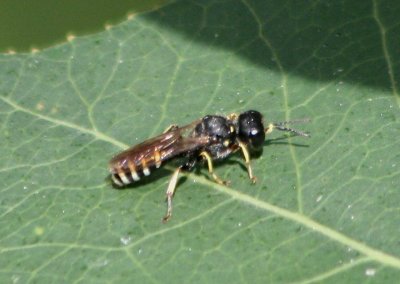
[237,110,265,149]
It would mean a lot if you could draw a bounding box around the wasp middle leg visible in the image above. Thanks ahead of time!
[200,151,229,185]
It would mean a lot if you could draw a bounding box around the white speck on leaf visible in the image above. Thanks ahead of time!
[90,258,109,268]
[365,268,376,276]
[120,235,132,246]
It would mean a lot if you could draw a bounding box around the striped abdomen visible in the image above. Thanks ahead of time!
[109,149,163,187]
[109,121,210,187]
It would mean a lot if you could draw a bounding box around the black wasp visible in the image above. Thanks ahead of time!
[109,110,310,222]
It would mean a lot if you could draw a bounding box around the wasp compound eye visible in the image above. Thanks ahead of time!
[238,110,265,149]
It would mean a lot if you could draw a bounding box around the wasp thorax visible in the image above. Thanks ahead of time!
[195,115,235,144]
[238,110,265,149]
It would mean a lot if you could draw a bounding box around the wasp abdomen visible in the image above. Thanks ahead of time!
[109,150,163,187]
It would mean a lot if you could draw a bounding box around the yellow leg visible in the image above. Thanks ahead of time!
[200,151,229,185]
[238,141,257,183]
[162,167,181,223]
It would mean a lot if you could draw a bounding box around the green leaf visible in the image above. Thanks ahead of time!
[1,0,400,283]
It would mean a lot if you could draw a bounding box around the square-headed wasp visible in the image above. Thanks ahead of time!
[109,110,309,222]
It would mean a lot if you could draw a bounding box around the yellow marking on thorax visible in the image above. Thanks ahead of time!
[227,113,238,120]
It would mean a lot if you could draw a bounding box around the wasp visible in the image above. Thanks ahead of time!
[109,110,310,222]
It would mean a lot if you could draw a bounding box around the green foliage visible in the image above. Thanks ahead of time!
[1,0,399,283]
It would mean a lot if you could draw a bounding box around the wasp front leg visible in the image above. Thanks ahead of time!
[238,141,257,183]
[200,151,230,185]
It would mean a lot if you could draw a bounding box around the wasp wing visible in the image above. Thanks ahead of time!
[109,120,208,174]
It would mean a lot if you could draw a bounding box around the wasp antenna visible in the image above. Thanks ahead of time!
[273,125,310,137]
[265,118,311,137]
[273,118,311,125]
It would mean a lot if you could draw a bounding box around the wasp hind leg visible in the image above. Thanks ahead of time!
[238,141,257,183]
[162,167,182,223]
[200,151,229,186]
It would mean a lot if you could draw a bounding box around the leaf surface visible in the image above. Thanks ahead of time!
[1,1,400,283]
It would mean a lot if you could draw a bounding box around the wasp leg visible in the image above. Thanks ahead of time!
[238,141,257,183]
[162,167,181,223]
[163,124,179,133]
[200,151,229,185]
